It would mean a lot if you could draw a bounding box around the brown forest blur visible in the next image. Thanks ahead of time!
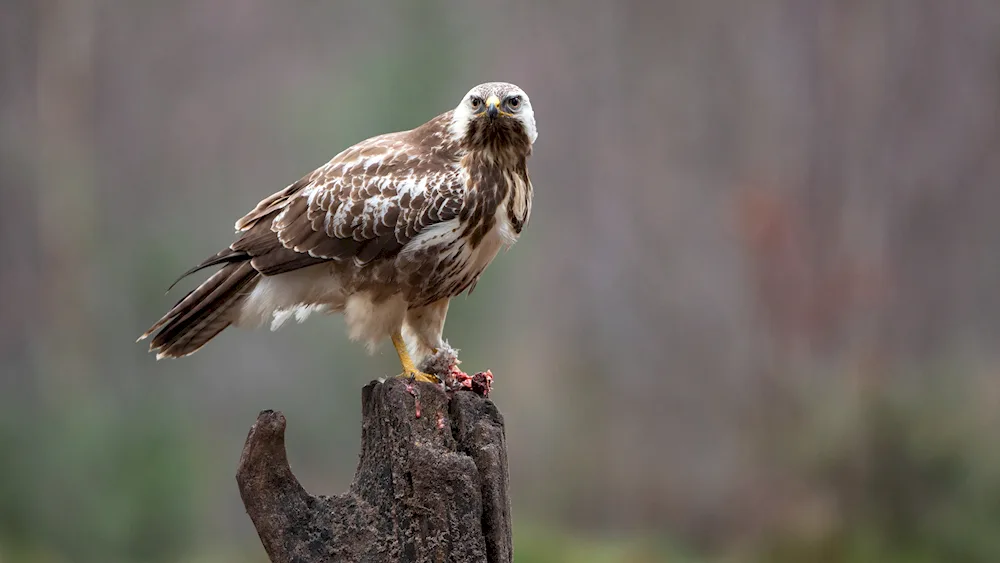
[3,1,1000,562]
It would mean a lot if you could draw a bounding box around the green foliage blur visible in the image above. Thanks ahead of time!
[0,399,197,562]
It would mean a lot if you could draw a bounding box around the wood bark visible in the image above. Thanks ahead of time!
[236,377,511,563]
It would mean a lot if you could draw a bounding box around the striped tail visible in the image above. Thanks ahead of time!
[138,260,260,359]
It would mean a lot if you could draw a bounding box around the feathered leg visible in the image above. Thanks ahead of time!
[402,298,450,360]
[402,298,469,383]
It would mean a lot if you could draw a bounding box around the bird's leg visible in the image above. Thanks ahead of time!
[391,330,439,383]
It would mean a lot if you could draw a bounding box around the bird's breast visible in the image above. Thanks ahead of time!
[396,207,512,306]
[397,159,530,306]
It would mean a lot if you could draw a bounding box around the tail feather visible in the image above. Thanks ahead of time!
[139,266,232,340]
[149,261,255,344]
[166,248,250,292]
[155,284,247,358]
[139,261,260,358]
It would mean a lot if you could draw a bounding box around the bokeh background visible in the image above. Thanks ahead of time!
[3,1,1000,561]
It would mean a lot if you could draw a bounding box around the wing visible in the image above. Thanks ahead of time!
[232,129,466,276]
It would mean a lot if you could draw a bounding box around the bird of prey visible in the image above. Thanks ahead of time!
[139,82,536,383]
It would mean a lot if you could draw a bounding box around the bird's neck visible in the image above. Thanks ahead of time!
[463,144,528,169]
[461,148,532,237]
[460,121,533,168]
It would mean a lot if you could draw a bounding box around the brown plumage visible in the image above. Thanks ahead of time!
[139,82,537,380]
[145,262,259,357]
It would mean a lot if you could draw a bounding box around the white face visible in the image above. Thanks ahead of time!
[449,81,538,145]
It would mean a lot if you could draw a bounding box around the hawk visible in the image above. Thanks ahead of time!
[139,82,536,383]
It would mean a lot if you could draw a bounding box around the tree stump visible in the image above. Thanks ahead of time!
[236,377,512,563]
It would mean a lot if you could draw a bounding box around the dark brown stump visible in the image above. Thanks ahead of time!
[236,377,512,563]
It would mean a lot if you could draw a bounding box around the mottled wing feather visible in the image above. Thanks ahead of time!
[234,174,315,231]
[231,124,465,275]
[272,143,464,265]
[231,214,327,276]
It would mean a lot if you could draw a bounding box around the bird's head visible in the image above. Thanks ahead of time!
[449,82,537,155]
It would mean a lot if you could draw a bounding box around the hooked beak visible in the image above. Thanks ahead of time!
[485,95,500,119]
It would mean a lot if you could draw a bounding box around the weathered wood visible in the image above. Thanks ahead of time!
[236,377,511,563]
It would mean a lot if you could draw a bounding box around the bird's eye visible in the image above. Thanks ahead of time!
[506,96,521,109]
[470,97,483,110]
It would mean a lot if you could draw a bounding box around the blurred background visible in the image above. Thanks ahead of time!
[3,1,1000,561]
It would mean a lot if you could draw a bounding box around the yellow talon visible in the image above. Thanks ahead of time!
[391,331,440,383]
[400,370,440,384]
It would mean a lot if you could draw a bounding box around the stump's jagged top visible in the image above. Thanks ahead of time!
[236,377,511,563]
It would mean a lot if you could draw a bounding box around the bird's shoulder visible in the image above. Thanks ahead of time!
[235,111,462,234]
[232,111,469,266]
